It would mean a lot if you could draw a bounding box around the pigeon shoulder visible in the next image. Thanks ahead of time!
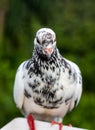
[64,58,81,72]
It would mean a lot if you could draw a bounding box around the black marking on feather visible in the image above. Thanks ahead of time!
[65,96,73,105]
[74,99,78,107]
[24,89,31,98]
[34,90,40,94]
[34,98,59,109]
[28,67,34,75]
[33,60,41,76]
[43,106,59,109]
[45,65,49,70]
[62,68,65,72]
[56,72,60,77]
[33,84,64,108]
[49,97,63,105]
[79,74,82,84]
[61,58,72,76]
[26,59,33,69]
[69,69,72,75]
[73,72,77,81]
[41,87,55,100]
[45,76,56,85]
[34,97,63,109]
[52,66,55,72]
[28,82,36,89]
[27,60,42,77]
[28,80,40,90]
[36,37,40,44]
[34,97,44,105]
[49,59,53,65]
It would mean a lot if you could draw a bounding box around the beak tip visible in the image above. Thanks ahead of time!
[43,47,53,55]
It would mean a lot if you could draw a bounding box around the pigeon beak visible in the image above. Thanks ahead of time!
[43,47,53,55]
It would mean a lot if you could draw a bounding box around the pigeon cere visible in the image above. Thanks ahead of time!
[13,28,82,130]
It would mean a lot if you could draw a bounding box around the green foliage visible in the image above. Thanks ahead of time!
[0,0,95,129]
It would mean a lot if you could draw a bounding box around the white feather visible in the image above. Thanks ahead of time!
[13,62,26,109]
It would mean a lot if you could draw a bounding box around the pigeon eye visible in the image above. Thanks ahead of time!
[36,37,40,44]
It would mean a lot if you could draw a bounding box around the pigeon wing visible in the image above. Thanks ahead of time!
[61,57,82,111]
[13,62,26,109]
[66,59,82,111]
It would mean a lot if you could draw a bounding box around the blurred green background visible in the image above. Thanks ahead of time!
[0,0,95,129]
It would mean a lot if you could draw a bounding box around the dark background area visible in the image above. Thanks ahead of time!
[0,0,95,129]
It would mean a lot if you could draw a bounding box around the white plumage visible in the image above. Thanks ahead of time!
[13,28,82,123]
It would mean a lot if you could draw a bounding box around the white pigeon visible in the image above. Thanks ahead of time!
[13,28,82,130]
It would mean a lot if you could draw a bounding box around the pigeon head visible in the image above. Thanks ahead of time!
[34,28,56,59]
